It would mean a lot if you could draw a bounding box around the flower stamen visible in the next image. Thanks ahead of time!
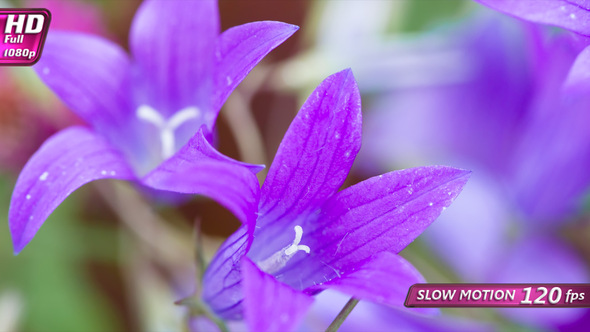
[257,225,311,274]
[285,225,311,255]
[136,105,200,159]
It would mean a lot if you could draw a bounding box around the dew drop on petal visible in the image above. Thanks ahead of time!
[26,195,31,200]
[39,172,49,181]
[429,202,433,206]
[571,13,577,19]
[101,170,107,175]
[110,171,116,176]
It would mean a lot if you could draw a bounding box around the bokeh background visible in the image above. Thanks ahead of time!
[1,0,589,331]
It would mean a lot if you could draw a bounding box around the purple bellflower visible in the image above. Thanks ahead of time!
[475,0,590,36]
[198,70,470,331]
[362,12,590,328]
[9,0,298,254]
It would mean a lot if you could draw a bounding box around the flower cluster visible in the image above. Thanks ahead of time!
[6,0,476,331]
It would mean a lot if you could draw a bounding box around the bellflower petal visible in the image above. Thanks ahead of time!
[242,258,313,332]
[9,126,136,254]
[144,128,264,178]
[142,161,259,228]
[277,166,470,288]
[202,227,252,320]
[214,21,299,111]
[142,134,261,228]
[526,30,583,114]
[308,252,428,311]
[564,44,590,94]
[130,0,218,116]
[508,92,590,223]
[258,69,361,229]
[34,32,134,145]
[475,0,590,36]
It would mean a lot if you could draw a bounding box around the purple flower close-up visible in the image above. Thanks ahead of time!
[7,0,590,330]
[199,69,471,331]
[8,0,298,254]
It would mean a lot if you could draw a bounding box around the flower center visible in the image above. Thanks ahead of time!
[136,105,200,159]
[257,225,311,275]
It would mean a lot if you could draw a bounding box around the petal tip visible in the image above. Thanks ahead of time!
[285,23,300,32]
[458,168,473,179]
[334,68,358,88]
[436,165,472,178]
[250,164,266,174]
[267,21,299,33]
[11,237,25,256]
[9,209,27,256]
[337,67,354,78]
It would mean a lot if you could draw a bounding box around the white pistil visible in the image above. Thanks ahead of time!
[257,225,311,274]
[136,105,200,159]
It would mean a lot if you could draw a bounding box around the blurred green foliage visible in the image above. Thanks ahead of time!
[396,0,473,32]
[0,175,122,332]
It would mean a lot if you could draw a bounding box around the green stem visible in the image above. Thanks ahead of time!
[178,297,230,332]
[201,307,229,332]
[193,219,207,283]
[325,298,359,332]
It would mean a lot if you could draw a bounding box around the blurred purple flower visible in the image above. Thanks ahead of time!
[475,0,590,36]
[200,70,470,331]
[364,12,590,226]
[361,12,590,328]
[9,0,298,254]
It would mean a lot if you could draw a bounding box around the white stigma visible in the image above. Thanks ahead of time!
[285,225,311,255]
[136,105,200,159]
[257,225,311,274]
